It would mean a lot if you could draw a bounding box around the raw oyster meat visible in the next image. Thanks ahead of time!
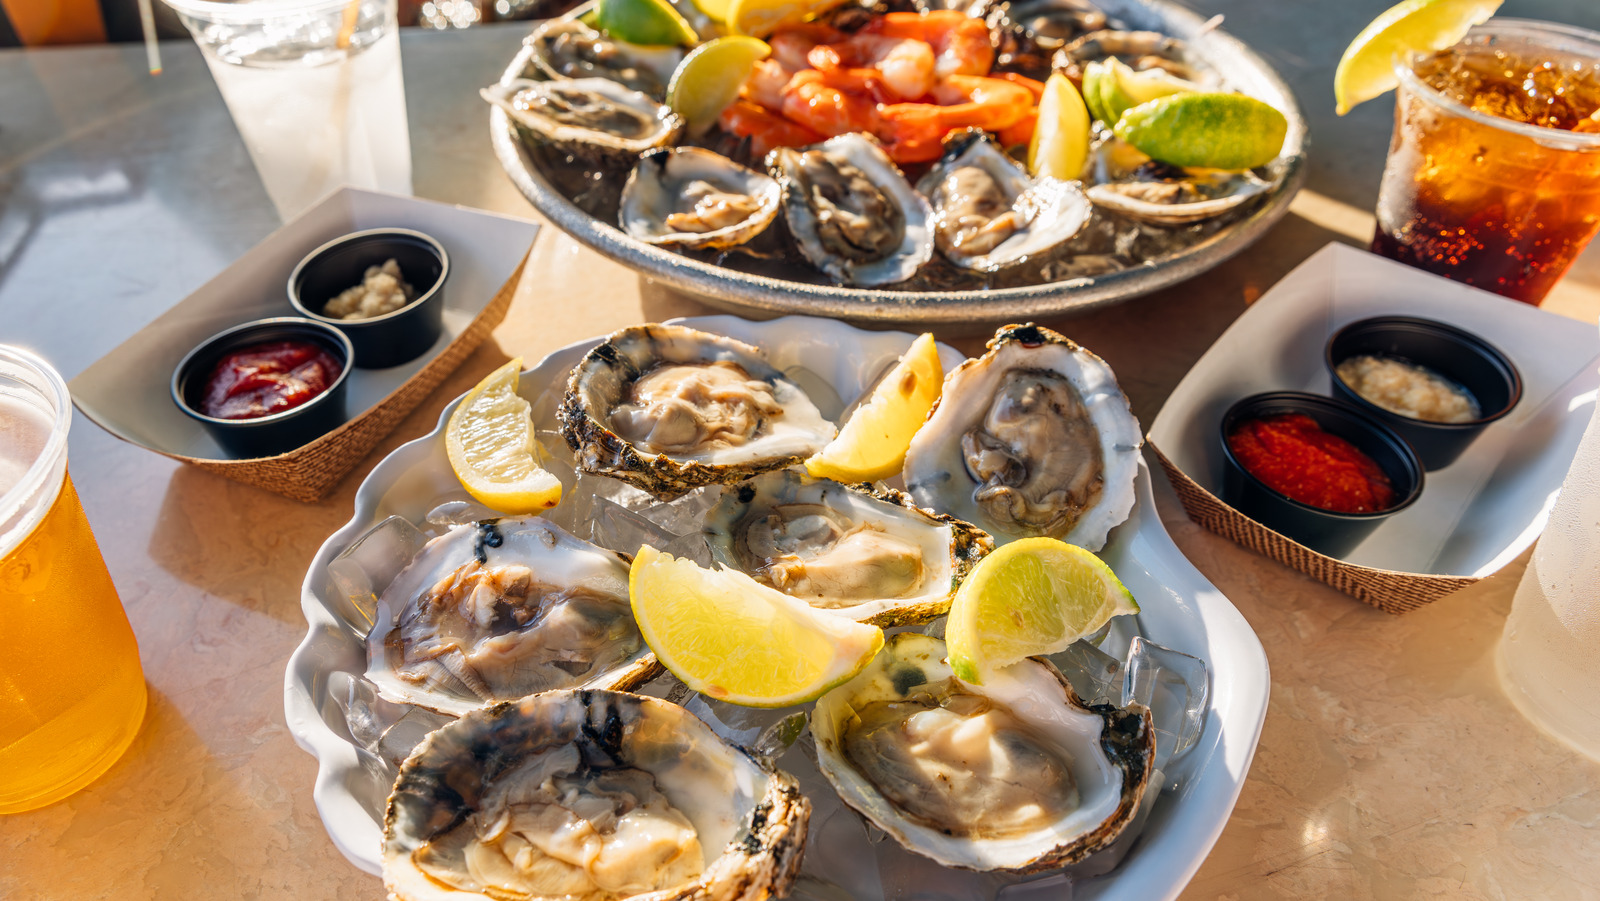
[903,323,1141,550]
[916,129,1092,272]
[1086,138,1270,225]
[810,632,1154,872]
[560,324,836,500]
[702,469,993,626]
[383,689,810,901]
[525,17,685,101]
[365,517,659,717]
[767,133,934,287]
[619,147,781,250]
[480,77,682,167]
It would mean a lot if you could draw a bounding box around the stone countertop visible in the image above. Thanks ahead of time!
[2,3,1599,898]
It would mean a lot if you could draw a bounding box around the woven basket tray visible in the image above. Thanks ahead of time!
[1149,442,1476,615]
[159,254,523,503]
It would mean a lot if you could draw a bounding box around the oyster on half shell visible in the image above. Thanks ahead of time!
[560,324,836,500]
[619,147,781,250]
[481,78,682,167]
[383,689,810,901]
[903,323,1141,550]
[916,129,1092,272]
[365,517,660,718]
[702,469,993,626]
[811,632,1154,872]
[767,133,934,287]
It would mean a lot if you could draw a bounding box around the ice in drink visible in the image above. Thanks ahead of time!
[203,28,411,219]
[0,395,146,813]
[166,0,412,222]
[1371,23,1600,304]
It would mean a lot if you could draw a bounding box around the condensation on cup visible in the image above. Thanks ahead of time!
[0,346,146,813]
[1498,336,1600,760]
[163,0,414,221]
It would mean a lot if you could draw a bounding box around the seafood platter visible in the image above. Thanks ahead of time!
[286,314,1270,899]
[485,0,1307,322]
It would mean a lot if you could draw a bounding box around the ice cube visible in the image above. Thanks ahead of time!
[327,515,428,634]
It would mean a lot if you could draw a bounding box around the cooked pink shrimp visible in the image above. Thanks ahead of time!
[877,74,1033,161]
[808,33,936,101]
[864,11,995,79]
[741,58,795,112]
[768,24,843,71]
[781,68,883,138]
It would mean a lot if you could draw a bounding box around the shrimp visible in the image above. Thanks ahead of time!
[877,74,1034,162]
[768,24,843,71]
[808,33,936,101]
[718,100,825,161]
[864,11,995,79]
[741,58,794,113]
[781,68,883,139]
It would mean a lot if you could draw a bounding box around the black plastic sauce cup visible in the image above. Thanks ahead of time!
[1220,392,1425,558]
[289,228,449,369]
[1325,316,1521,470]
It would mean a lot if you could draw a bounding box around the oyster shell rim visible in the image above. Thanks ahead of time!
[701,468,995,627]
[558,322,836,501]
[809,632,1156,874]
[380,687,811,901]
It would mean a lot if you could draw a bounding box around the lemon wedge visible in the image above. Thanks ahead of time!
[1029,72,1093,180]
[629,546,884,707]
[804,333,942,483]
[446,358,563,515]
[1334,0,1502,115]
[945,537,1138,685]
[726,0,845,38]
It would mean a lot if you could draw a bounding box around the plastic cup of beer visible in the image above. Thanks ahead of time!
[162,0,413,222]
[1370,20,1600,305]
[0,346,146,813]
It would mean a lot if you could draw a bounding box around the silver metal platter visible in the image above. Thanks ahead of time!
[489,0,1308,324]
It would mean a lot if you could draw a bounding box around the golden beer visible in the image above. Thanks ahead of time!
[0,349,146,814]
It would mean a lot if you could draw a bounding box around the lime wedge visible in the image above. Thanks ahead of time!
[668,36,772,135]
[1114,92,1287,170]
[1029,72,1093,180]
[1335,0,1502,115]
[596,0,699,47]
[1101,57,1197,122]
[805,333,942,483]
[945,537,1138,685]
[726,0,845,38]
[446,359,563,515]
[628,546,884,707]
[1081,60,1114,123]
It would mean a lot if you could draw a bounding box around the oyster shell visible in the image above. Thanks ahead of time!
[365,517,660,717]
[526,18,685,101]
[916,129,1092,272]
[902,323,1141,550]
[560,324,836,500]
[619,148,781,250]
[480,77,682,167]
[702,469,993,626]
[811,632,1154,872]
[1055,29,1200,83]
[767,133,935,287]
[1086,138,1270,225]
[383,689,810,901]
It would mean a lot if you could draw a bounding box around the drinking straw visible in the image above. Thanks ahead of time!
[337,0,362,49]
[137,0,161,75]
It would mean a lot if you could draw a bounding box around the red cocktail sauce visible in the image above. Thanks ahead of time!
[200,340,342,420]
[1226,413,1396,514]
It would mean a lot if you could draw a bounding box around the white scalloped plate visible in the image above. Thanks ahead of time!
[283,314,1269,900]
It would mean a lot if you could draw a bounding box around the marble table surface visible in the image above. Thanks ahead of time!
[3,2,1600,898]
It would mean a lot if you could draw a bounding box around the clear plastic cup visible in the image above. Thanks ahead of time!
[0,346,147,813]
[162,0,414,221]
